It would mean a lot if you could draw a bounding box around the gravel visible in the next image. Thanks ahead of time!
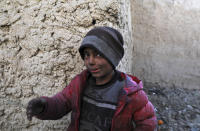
[144,83,200,131]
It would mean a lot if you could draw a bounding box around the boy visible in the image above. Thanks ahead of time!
[26,26,157,131]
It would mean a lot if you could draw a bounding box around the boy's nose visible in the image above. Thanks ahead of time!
[88,55,95,64]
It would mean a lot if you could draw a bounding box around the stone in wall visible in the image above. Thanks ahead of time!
[0,0,133,130]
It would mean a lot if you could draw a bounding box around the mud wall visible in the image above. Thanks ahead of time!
[131,0,200,89]
[0,0,133,130]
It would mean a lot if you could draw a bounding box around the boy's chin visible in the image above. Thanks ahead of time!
[91,73,101,78]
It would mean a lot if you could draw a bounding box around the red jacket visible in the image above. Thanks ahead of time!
[37,70,157,131]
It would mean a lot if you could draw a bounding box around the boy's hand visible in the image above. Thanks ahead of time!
[26,98,46,121]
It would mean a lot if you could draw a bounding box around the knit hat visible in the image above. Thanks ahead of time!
[79,26,124,68]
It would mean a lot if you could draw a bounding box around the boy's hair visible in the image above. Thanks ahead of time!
[79,26,124,69]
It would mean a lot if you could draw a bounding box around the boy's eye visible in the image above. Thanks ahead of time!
[96,53,101,57]
[84,52,90,58]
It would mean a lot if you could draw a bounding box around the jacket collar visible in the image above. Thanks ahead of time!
[81,70,143,95]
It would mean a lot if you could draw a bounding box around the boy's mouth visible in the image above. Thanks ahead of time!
[90,68,100,73]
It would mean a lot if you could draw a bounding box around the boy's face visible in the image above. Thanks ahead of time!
[83,47,114,85]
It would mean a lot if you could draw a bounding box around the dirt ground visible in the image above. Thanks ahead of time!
[143,83,200,131]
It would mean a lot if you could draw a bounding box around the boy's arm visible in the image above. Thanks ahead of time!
[133,90,157,131]
[36,81,74,120]
[35,70,87,120]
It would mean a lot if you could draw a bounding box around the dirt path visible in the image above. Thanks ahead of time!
[144,84,200,131]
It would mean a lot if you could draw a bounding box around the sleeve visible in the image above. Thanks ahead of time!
[133,90,157,131]
[36,78,75,120]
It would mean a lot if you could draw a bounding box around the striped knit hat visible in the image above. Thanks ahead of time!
[79,26,124,69]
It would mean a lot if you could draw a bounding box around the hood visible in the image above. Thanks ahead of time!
[122,74,143,95]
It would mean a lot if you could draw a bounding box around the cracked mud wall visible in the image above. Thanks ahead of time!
[131,0,200,89]
[0,0,133,130]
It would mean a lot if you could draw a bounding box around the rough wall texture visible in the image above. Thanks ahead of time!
[117,0,133,74]
[0,0,132,130]
[131,0,200,89]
